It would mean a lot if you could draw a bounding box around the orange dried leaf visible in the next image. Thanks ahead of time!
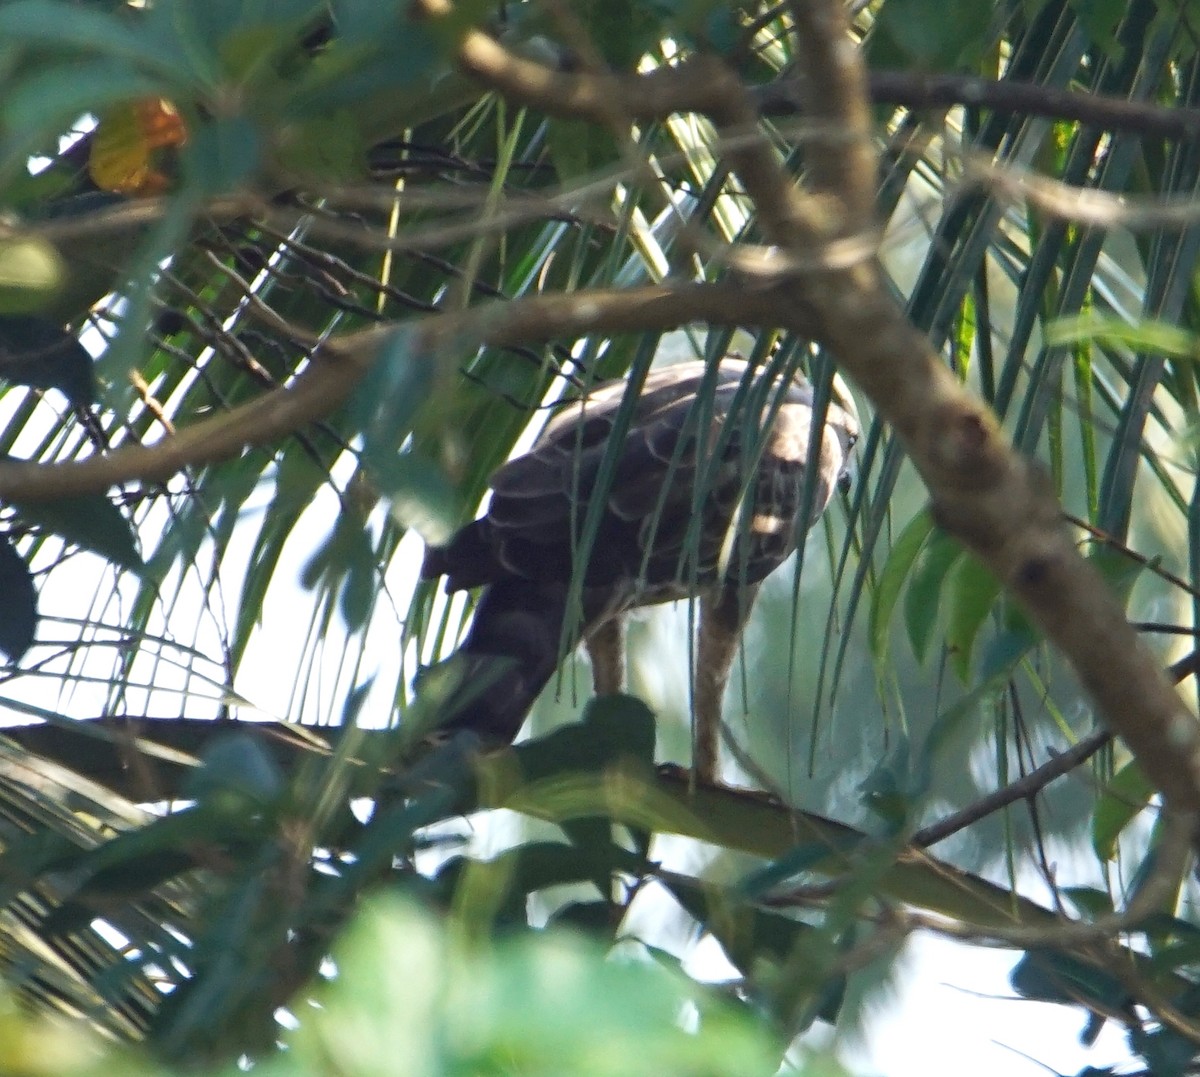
[135,99,187,151]
[89,99,187,196]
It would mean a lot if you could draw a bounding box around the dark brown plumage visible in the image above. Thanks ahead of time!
[420,356,859,780]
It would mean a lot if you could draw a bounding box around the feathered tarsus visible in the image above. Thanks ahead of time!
[420,355,859,782]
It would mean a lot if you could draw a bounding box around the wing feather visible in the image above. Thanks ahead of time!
[422,358,857,600]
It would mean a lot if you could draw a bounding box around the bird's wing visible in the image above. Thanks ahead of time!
[484,359,826,590]
[425,357,854,595]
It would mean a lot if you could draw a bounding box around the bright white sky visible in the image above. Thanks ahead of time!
[846,932,1130,1076]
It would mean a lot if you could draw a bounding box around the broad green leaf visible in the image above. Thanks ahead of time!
[976,620,1037,680]
[1062,885,1115,920]
[0,315,93,404]
[0,0,180,73]
[547,899,617,933]
[349,326,434,450]
[328,0,448,77]
[300,509,377,632]
[903,529,961,664]
[181,731,285,808]
[473,840,638,903]
[351,328,464,542]
[143,0,321,84]
[287,893,782,1076]
[273,110,368,183]
[739,834,864,900]
[0,988,150,1076]
[10,490,141,571]
[1046,314,1200,361]
[1,60,166,160]
[869,0,994,70]
[217,17,319,87]
[1092,759,1155,861]
[657,871,845,1027]
[691,1,741,54]
[946,554,1001,682]
[924,641,1027,758]
[1,162,77,210]
[183,115,262,196]
[547,118,620,183]
[868,508,933,663]
[514,694,658,781]
[379,452,462,546]
[290,25,459,122]
[0,239,64,314]
[1085,542,1145,610]
[859,734,924,827]
[572,0,660,70]
[1068,0,1126,56]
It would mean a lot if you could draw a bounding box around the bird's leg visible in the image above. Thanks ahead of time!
[584,614,626,695]
[695,583,760,784]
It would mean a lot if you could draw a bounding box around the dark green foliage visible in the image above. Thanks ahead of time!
[0,534,35,659]
[0,316,94,404]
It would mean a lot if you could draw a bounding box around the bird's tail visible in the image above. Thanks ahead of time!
[424,577,573,744]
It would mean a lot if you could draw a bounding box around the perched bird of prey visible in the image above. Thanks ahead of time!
[420,356,859,782]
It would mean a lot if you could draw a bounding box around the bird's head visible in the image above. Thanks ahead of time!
[828,373,860,493]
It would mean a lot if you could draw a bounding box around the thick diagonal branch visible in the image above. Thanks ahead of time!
[430,3,1200,811]
[0,281,802,502]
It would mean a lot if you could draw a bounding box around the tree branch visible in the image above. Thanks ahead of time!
[864,70,1200,141]
[850,62,1200,817]
[913,729,1111,848]
[0,716,1060,932]
[738,3,1200,814]
[756,70,1200,141]
[433,1,1200,811]
[0,281,798,502]
[9,713,1186,1030]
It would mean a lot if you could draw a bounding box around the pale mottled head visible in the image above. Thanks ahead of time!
[825,372,860,494]
[829,371,860,451]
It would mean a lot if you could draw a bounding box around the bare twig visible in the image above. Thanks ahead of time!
[964,152,1200,230]
[913,729,1112,849]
